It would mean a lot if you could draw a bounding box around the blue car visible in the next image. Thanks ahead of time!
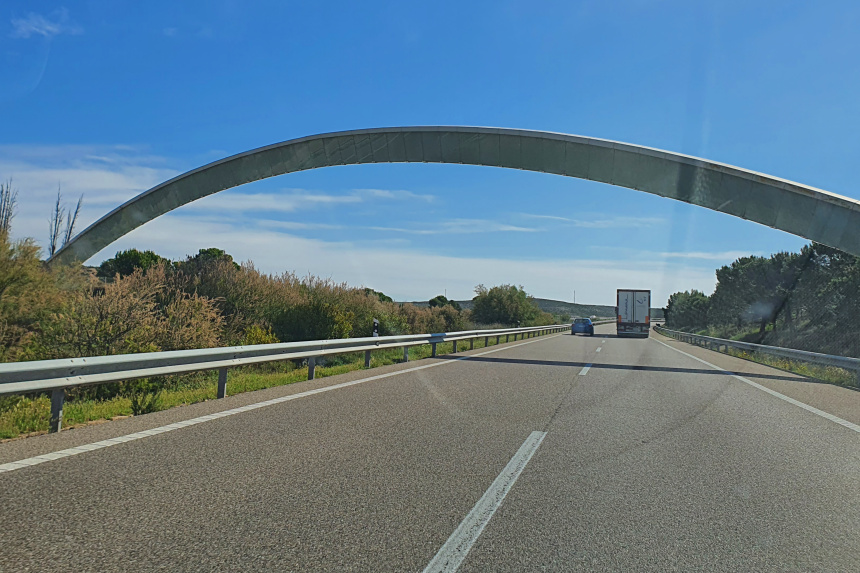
[571,317,594,336]
[570,318,594,336]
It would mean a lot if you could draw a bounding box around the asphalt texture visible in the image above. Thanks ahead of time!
[1,325,858,572]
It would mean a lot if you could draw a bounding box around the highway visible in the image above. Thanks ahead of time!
[1,324,858,572]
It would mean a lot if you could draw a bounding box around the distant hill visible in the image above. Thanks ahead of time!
[402,297,615,318]
[402,297,665,319]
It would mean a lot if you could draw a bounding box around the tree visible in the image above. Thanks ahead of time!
[48,189,63,257]
[98,249,169,279]
[364,288,393,303]
[471,284,548,326]
[0,233,64,361]
[429,294,461,311]
[665,290,710,329]
[0,179,17,238]
[47,187,84,257]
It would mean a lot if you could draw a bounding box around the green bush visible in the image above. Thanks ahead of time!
[471,284,552,326]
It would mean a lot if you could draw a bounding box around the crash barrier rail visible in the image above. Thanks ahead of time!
[654,325,860,386]
[0,324,571,432]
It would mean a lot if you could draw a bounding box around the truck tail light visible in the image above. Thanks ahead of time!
[646,315,650,323]
[617,315,622,322]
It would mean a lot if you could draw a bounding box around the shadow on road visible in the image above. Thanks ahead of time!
[439,355,806,383]
[569,333,641,339]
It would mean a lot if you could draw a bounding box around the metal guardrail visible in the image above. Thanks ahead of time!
[654,325,860,384]
[0,324,570,432]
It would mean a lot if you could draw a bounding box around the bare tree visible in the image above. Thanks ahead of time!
[48,186,85,256]
[63,194,83,246]
[0,178,17,237]
[48,186,65,257]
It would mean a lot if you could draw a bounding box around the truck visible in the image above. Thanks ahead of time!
[616,289,651,337]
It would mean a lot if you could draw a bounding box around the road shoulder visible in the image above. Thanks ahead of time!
[651,330,860,427]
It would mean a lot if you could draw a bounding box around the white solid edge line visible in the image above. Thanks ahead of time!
[0,334,564,475]
[579,364,592,376]
[422,431,547,573]
[651,338,860,434]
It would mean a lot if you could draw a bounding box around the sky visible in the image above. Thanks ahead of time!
[2,1,859,306]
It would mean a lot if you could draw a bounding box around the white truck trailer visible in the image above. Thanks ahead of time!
[616,289,651,337]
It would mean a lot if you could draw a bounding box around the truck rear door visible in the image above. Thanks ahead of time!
[633,291,650,332]
[618,290,634,323]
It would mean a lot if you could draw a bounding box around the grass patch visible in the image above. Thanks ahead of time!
[0,330,540,440]
[724,347,858,388]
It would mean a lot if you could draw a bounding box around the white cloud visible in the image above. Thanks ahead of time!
[573,216,664,228]
[185,191,362,215]
[359,188,435,202]
[258,220,344,231]
[521,213,665,228]
[523,214,570,222]
[0,145,178,249]
[658,250,764,261]
[185,187,435,215]
[90,212,716,306]
[370,218,540,235]
[10,9,82,39]
[0,144,442,251]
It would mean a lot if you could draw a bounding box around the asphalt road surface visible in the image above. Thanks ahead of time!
[2,324,858,572]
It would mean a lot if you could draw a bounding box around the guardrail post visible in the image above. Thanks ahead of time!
[484,336,489,346]
[49,388,64,433]
[365,350,372,368]
[470,338,474,350]
[308,357,316,380]
[506,334,509,342]
[453,340,458,353]
[403,346,409,362]
[496,335,500,344]
[217,368,228,399]
[431,342,437,357]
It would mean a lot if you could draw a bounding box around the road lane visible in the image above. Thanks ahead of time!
[459,326,860,572]
[0,332,586,572]
[1,324,858,572]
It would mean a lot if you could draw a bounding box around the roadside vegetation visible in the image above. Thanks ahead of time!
[0,187,561,438]
[663,243,860,386]
[1,335,532,439]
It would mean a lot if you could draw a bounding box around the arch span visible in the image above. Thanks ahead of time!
[50,126,860,264]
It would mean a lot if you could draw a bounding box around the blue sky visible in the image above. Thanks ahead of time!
[3,1,859,305]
